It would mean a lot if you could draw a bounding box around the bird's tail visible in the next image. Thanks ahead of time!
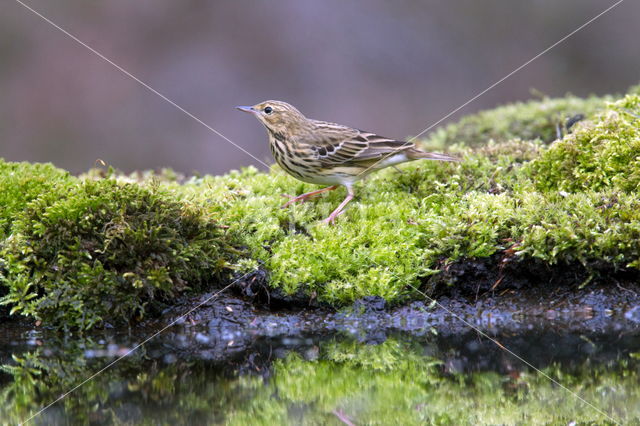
[408,149,460,162]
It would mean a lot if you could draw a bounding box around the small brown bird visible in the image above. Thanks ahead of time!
[237,101,459,224]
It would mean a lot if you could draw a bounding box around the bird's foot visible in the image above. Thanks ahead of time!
[322,215,336,225]
[321,209,346,225]
[321,190,354,225]
[280,185,339,209]
[280,193,311,209]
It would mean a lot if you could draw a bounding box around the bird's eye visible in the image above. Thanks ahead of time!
[264,106,273,114]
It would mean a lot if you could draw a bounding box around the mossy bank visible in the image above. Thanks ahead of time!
[1,86,639,330]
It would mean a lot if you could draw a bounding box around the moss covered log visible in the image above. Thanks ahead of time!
[1,86,639,330]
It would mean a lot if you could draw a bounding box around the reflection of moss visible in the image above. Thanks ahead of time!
[0,342,264,424]
[3,337,637,424]
[2,86,640,328]
[229,338,640,425]
[0,179,230,330]
[1,346,112,423]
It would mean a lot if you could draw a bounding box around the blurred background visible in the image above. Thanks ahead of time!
[1,0,638,175]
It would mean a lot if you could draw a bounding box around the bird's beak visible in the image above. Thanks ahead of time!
[235,106,256,113]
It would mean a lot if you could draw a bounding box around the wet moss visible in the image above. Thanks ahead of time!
[0,178,230,330]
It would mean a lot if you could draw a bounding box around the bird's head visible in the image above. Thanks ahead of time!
[236,100,308,136]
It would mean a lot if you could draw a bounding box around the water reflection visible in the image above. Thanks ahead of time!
[1,323,639,424]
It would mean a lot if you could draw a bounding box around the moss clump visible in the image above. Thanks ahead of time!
[0,178,229,330]
[428,93,611,148]
[0,159,75,237]
[170,91,640,305]
[530,94,640,193]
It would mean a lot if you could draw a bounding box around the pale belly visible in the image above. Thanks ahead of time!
[274,153,358,186]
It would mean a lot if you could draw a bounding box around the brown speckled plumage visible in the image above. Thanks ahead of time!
[237,100,459,224]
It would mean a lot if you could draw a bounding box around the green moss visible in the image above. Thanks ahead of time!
[0,178,230,330]
[530,95,640,193]
[427,92,611,148]
[0,159,75,237]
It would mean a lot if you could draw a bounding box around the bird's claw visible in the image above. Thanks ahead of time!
[321,209,346,225]
[322,216,335,225]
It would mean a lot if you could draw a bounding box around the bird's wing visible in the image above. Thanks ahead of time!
[307,121,414,167]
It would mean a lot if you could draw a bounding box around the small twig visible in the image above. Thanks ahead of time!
[616,281,638,296]
[490,275,504,292]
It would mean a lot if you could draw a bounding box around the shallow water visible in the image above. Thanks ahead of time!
[2,309,640,425]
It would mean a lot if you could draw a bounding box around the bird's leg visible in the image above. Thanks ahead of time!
[281,185,338,209]
[323,186,355,225]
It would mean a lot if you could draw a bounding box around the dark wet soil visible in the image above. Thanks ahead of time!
[140,274,640,372]
[186,281,639,336]
[430,254,640,300]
